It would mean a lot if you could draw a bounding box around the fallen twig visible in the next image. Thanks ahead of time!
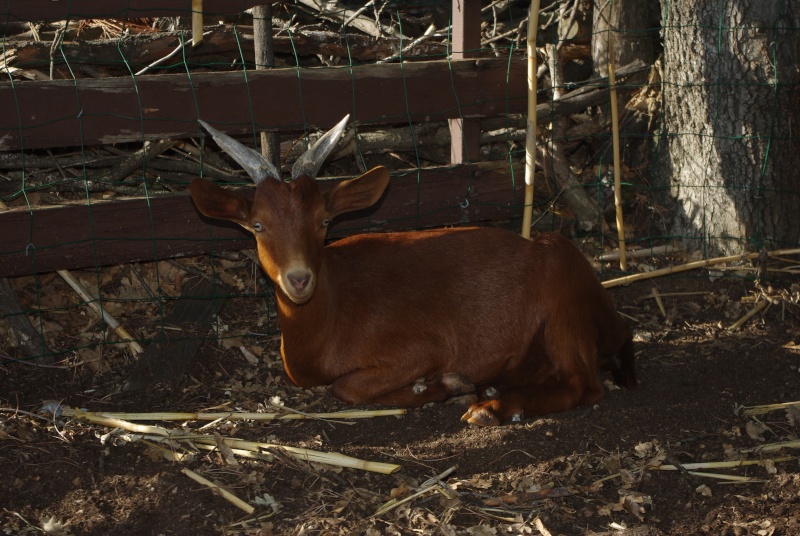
[182,467,255,514]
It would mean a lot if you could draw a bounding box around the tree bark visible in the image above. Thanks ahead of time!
[592,0,659,78]
[659,0,800,255]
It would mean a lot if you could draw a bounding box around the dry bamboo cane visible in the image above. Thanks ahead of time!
[608,34,626,270]
[191,0,204,47]
[602,248,800,288]
[182,468,255,514]
[521,0,540,239]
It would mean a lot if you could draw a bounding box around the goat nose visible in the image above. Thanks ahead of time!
[286,269,312,292]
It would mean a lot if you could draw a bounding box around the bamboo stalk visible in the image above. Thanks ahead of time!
[598,244,681,262]
[741,440,800,453]
[607,34,626,270]
[521,0,540,239]
[678,471,761,482]
[741,401,800,416]
[652,457,793,471]
[56,270,143,354]
[602,248,800,288]
[727,299,769,331]
[192,436,401,474]
[67,412,172,436]
[191,0,204,47]
[63,407,405,422]
[66,409,401,474]
[182,468,255,514]
[372,482,443,518]
[193,442,274,461]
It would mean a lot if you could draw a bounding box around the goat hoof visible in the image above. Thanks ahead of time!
[446,394,478,406]
[412,381,428,394]
[461,403,501,427]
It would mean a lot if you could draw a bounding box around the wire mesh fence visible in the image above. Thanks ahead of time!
[1,1,797,365]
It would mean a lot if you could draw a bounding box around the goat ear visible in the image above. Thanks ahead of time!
[189,179,252,227]
[324,166,389,219]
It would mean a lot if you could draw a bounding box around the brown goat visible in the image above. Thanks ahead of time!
[189,116,635,426]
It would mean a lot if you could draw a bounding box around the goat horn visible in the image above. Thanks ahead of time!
[291,114,350,181]
[198,120,282,185]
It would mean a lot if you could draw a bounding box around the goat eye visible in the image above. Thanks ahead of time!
[321,218,331,228]
[252,222,263,232]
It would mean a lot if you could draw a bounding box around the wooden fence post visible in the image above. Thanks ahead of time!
[449,0,481,164]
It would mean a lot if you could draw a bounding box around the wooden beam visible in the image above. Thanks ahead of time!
[1,1,266,22]
[10,28,447,70]
[0,161,524,278]
[449,0,482,164]
[0,57,525,152]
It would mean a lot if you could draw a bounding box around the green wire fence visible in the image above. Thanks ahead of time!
[0,1,797,365]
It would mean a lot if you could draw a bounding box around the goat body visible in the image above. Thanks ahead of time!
[189,116,635,426]
[277,226,635,425]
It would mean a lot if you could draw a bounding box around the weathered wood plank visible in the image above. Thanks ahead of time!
[0,57,526,151]
[0,161,525,278]
[2,1,265,22]
[9,28,446,70]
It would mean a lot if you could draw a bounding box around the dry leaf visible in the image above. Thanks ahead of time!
[621,495,644,520]
[762,459,777,474]
[634,441,655,457]
[745,421,770,442]
[390,482,411,499]
[696,484,712,497]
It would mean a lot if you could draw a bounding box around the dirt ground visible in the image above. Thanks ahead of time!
[1,263,799,536]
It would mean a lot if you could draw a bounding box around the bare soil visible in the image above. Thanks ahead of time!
[2,268,800,536]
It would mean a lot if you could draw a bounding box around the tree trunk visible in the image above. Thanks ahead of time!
[659,0,800,255]
[592,0,659,78]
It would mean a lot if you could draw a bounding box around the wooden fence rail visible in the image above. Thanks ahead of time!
[0,58,526,152]
[0,161,524,278]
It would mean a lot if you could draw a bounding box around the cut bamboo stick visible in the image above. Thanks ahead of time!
[192,436,401,474]
[63,407,405,422]
[651,457,793,471]
[521,0,540,239]
[607,34,626,271]
[182,468,255,514]
[741,440,800,453]
[598,244,681,262]
[677,471,761,482]
[727,299,769,331]
[602,248,800,288]
[66,408,401,474]
[56,270,143,354]
[741,401,800,416]
[191,0,204,47]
